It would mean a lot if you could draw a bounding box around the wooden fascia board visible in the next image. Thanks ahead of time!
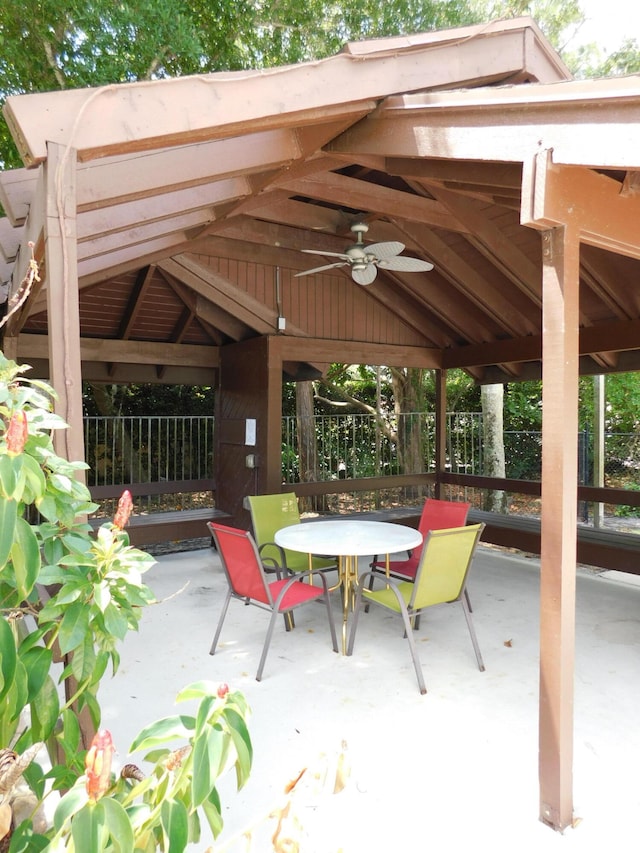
[278,336,441,368]
[2,18,562,167]
[522,152,640,259]
[16,333,218,367]
[0,218,23,262]
[0,168,34,225]
[328,76,640,169]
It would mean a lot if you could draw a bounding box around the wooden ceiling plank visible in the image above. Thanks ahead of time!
[77,131,302,210]
[77,177,250,240]
[77,208,219,260]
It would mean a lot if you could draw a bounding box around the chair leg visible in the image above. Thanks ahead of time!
[322,581,339,654]
[346,587,364,655]
[400,607,427,695]
[256,607,282,681]
[210,590,232,655]
[464,587,473,612]
[461,597,485,672]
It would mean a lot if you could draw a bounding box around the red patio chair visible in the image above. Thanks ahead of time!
[208,522,338,681]
[368,498,472,614]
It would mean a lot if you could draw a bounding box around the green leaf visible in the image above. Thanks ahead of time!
[192,726,226,807]
[58,600,91,655]
[176,681,220,703]
[0,615,17,703]
[0,497,17,569]
[195,695,217,738]
[0,455,19,498]
[53,782,90,832]
[129,715,195,753]
[21,453,46,500]
[103,602,129,641]
[200,788,223,840]
[70,632,97,684]
[223,708,253,789]
[20,645,52,702]
[30,674,60,742]
[6,822,49,852]
[71,800,109,851]
[161,798,189,853]
[56,708,82,763]
[100,798,135,853]
[35,493,59,522]
[11,516,41,599]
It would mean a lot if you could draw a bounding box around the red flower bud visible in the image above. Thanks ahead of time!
[5,411,28,455]
[217,683,229,699]
[85,729,114,801]
[113,489,133,530]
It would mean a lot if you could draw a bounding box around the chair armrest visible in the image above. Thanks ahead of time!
[258,541,290,574]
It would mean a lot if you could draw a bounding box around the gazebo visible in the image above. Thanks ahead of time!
[2,15,640,832]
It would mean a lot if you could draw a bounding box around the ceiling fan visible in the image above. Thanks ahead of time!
[294,222,434,285]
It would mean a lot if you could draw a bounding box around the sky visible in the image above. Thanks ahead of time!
[572,0,640,52]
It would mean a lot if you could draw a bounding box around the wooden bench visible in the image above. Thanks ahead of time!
[88,479,228,547]
[311,505,640,576]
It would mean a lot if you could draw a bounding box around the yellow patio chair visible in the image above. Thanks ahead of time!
[347,523,486,694]
[246,492,337,577]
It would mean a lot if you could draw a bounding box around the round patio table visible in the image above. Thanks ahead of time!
[275,519,422,653]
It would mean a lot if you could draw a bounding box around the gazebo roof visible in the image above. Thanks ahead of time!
[3,15,640,385]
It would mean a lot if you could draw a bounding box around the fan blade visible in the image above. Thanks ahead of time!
[295,262,348,277]
[352,264,377,285]
[364,241,405,260]
[301,248,351,260]
[378,256,434,272]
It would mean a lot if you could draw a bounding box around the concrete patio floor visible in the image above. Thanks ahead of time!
[99,541,640,852]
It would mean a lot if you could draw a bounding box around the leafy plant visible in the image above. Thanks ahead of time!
[0,353,252,850]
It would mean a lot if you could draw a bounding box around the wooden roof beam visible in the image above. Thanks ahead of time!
[328,76,640,170]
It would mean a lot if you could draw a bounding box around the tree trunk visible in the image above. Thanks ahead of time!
[481,383,507,512]
[391,367,426,500]
[296,381,320,512]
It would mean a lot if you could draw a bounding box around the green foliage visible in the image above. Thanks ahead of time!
[39,683,252,852]
[0,353,252,850]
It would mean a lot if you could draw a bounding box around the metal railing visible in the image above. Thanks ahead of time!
[82,413,640,518]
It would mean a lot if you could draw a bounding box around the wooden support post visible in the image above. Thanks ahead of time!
[539,224,579,831]
[44,142,94,750]
[44,142,86,471]
[434,369,447,499]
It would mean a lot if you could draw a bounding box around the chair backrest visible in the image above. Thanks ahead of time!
[410,523,485,611]
[418,498,470,537]
[401,498,471,570]
[246,493,301,565]
[208,522,272,605]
